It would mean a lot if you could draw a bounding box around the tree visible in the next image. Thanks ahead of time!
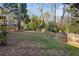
[53,3,56,26]
[3,3,28,31]
[60,4,66,31]
[50,3,56,26]
[37,4,45,28]
[20,3,29,23]
[17,3,21,31]
[0,6,9,25]
[70,4,79,17]
[43,11,50,24]
[38,4,44,22]
[66,3,79,33]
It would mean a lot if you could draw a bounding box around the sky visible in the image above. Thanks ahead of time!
[27,3,63,17]
[0,3,64,17]
[0,3,65,22]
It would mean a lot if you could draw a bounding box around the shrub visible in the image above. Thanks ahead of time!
[68,21,79,33]
[0,31,7,45]
[46,22,60,33]
[0,26,7,31]
[0,26,7,45]
[26,16,46,31]
[2,31,7,37]
[21,21,27,30]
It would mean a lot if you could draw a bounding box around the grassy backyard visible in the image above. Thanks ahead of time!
[0,31,78,56]
[0,3,79,56]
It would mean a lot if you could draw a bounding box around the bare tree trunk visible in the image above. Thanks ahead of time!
[37,3,45,28]
[60,4,66,30]
[40,4,44,22]
[50,3,56,26]
[17,3,21,31]
[54,3,56,26]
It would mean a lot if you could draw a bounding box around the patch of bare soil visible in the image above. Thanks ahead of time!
[0,32,66,56]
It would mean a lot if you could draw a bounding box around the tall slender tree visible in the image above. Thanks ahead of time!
[50,3,56,26]
[38,4,44,22]
[37,4,45,28]
[54,3,56,26]
[60,4,66,30]
[17,3,21,31]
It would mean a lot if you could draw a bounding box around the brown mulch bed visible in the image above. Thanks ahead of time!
[0,32,67,56]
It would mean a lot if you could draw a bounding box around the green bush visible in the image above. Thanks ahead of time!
[0,26,7,31]
[0,31,7,45]
[2,31,7,37]
[25,16,45,31]
[68,21,79,33]
[26,20,36,30]
[46,22,60,33]
[21,21,27,30]
[0,26,7,45]
[21,15,46,31]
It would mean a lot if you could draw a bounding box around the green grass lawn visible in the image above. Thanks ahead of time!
[14,32,64,49]
[11,32,79,55]
[64,44,79,56]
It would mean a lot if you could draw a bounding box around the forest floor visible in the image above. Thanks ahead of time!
[0,31,79,56]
